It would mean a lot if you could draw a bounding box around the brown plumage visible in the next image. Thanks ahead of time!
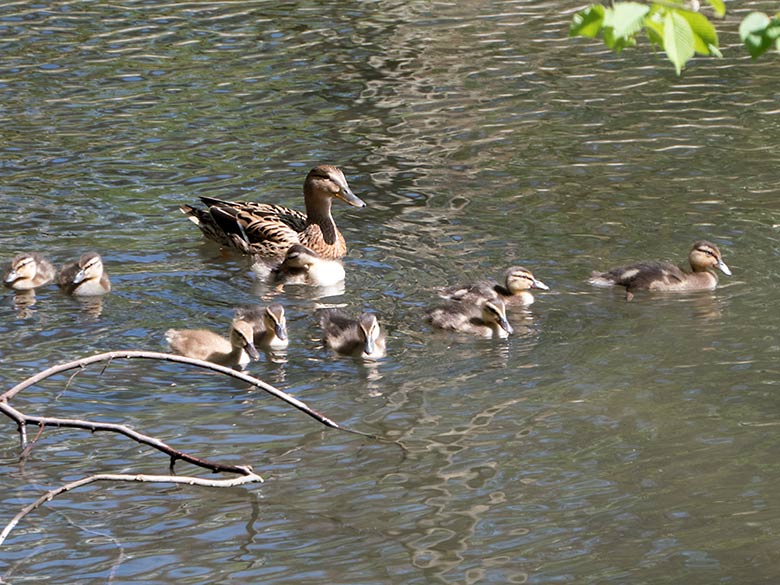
[588,240,731,301]
[180,165,365,261]
[165,318,260,370]
[4,253,55,291]
[320,310,386,359]
[57,252,111,296]
[440,265,549,307]
[234,304,289,350]
[427,298,514,339]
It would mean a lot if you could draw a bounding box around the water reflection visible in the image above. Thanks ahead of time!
[10,290,37,319]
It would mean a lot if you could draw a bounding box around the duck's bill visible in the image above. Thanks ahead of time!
[338,185,366,208]
[499,318,514,335]
[4,270,18,284]
[245,342,261,361]
[73,269,87,284]
[718,260,732,276]
[533,279,550,291]
[275,323,288,341]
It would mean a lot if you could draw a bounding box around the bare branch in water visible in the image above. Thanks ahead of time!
[0,472,264,546]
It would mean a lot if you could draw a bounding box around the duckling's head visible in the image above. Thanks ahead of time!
[263,303,288,342]
[73,252,104,284]
[358,313,382,357]
[689,241,731,275]
[305,165,365,208]
[5,254,38,286]
[281,244,317,270]
[230,319,260,361]
[482,299,513,336]
[504,266,550,294]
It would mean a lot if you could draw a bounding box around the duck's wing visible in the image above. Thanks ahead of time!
[604,261,685,288]
[438,280,499,302]
[182,196,307,256]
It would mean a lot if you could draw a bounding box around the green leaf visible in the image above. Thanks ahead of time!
[740,12,771,37]
[767,20,780,41]
[603,27,638,53]
[645,16,665,48]
[570,5,605,38]
[708,43,723,58]
[663,10,695,74]
[678,10,719,55]
[740,12,773,58]
[705,0,726,18]
[604,2,650,38]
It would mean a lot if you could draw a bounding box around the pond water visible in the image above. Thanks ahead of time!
[2,1,780,583]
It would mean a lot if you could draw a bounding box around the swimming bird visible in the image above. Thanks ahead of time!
[4,253,55,291]
[234,304,289,350]
[180,165,365,261]
[427,298,514,338]
[588,240,731,301]
[320,309,386,359]
[56,252,111,296]
[440,265,549,307]
[165,318,260,370]
[268,244,346,287]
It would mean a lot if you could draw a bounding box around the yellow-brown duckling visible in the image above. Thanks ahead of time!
[180,164,365,261]
[588,240,731,301]
[440,265,549,307]
[165,318,260,370]
[320,309,386,360]
[56,252,111,296]
[267,244,346,287]
[234,304,289,350]
[427,298,513,339]
[4,253,55,291]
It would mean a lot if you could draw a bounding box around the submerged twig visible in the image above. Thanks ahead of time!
[0,472,263,546]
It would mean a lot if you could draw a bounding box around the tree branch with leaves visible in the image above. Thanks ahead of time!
[570,0,780,74]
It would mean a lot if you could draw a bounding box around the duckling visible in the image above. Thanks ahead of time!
[57,252,111,296]
[320,310,386,359]
[427,298,514,339]
[4,253,55,291]
[234,304,289,350]
[180,165,365,261]
[588,240,732,301]
[165,318,260,370]
[268,244,346,287]
[440,265,549,307]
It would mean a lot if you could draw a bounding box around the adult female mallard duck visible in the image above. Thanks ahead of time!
[234,304,289,350]
[588,240,731,301]
[56,252,111,296]
[165,318,260,370]
[268,244,346,287]
[320,309,386,359]
[4,253,55,291]
[427,298,514,339]
[440,265,549,307]
[180,165,365,261]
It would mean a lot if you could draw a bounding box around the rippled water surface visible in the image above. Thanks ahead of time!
[2,1,780,583]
